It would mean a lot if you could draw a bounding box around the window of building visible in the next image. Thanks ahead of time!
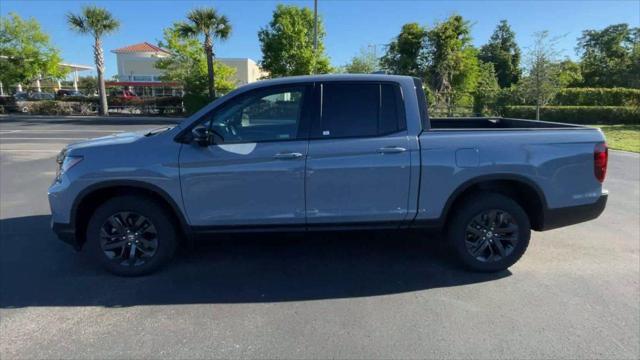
[132,75,152,81]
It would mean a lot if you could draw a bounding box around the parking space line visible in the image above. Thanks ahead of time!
[0,149,61,153]
[0,137,88,140]
[0,129,124,133]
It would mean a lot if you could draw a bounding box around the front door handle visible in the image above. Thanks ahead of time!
[378,146,407,154]
[274,152,304,160]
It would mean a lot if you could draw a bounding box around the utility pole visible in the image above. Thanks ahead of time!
[313,0,318,74]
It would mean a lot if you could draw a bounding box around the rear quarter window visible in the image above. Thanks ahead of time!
[317,82,406,139]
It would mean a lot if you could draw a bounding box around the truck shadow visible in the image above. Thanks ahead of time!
[0,215,510,308]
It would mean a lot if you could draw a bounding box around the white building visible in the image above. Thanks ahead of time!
[109,42,266,96]
[112,42,170,83]
[217,58,268,86]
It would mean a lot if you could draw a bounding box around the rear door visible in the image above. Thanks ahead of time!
[305,82,412,225]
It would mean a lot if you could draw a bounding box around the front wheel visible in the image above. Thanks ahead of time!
[447,193,531,272]
[86,195,177,276]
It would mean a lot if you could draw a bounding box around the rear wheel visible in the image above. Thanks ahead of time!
[447,193,530,272]
[86,195,177,276]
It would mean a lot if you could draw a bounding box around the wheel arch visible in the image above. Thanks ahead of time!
[442,174,548,231]
[71,180,192,248]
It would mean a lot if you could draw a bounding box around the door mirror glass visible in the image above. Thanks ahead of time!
[192,127,211,146]
[192,126,225,146]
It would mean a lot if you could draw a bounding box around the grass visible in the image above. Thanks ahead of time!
[588,124,640,153]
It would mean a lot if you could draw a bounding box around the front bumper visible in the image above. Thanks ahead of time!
[540,192,608,231]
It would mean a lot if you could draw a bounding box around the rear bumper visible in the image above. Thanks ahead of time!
[540,192,608,231]
[51,219,80,250]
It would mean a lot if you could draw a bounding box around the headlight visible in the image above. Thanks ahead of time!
[55,152,83,182]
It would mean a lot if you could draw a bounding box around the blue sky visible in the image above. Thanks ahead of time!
[2,0,639,78]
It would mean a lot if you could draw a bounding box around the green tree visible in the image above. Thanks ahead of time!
[380,23,428,77]
[175,7,231,99]
[258,4,331,77]
[478,20,521,88]
[473,62,500,115]
[156,23,236,113]
[67,6,119,116]
[77,76,98,95]
[630,29,640,88]
[0,13,66,91]
[519,31,562,120]
[577,23,639,88]
[424,15,480,115]
[555,59,583,87]
[343,47,378,73]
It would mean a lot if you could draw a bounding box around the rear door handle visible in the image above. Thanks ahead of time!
[378,146,407,154]
[274,152,304,160]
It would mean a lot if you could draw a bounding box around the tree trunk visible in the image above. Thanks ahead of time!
[204,36,215,100]
[536,99,541,120]
[94,37,108,116]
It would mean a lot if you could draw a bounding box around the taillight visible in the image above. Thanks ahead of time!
[594,142,608,183]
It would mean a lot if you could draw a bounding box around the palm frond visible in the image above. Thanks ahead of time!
[67,13,89,34]
[68,6,119,38]
[214,15,232,40]
[175,22,197,38]
[183,7,231,40]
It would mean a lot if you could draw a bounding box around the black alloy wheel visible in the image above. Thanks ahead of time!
[464,209,519,262]
[100,211,159,267]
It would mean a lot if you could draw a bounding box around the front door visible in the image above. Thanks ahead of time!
[180,84,312,227]
[306,82,413,225]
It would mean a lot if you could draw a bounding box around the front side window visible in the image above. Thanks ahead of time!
[206,87,306,143]
[317,82,405,139]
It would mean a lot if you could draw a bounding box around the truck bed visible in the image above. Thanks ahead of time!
[429,117,588,130]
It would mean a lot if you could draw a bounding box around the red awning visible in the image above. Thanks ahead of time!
[106,81,181,87]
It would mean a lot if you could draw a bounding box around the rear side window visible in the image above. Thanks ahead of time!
[317,82,405,139]
[379,84,403,134]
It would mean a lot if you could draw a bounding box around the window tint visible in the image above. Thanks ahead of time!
[379,84,401,134]
[208,87,305,143]
[321,83,378,138]
[319,83,405,138]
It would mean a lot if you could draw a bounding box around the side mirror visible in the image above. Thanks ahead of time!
[192,127,212,147]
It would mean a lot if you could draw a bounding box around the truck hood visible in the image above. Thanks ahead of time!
[66,130,147,151]
[65,127,173,151]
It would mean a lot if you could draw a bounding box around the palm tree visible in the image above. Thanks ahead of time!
[67,6,119,116]
[177,8,231,99]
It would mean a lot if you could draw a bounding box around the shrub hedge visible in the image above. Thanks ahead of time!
[552,88,640,106]
[20,100,95,115]
[183,93,210,114]
[502,106,640,124]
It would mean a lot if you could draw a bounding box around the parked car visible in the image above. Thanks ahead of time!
[56,89,84,98]
[28,92,55,100]
[110,89,138,100]
[49,74,608,276]
[13,92,29,101]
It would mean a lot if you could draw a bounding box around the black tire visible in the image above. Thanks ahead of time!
[86,195,177,276]
[447,192,530,272]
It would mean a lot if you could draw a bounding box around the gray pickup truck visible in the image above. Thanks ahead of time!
[48,74,608,276]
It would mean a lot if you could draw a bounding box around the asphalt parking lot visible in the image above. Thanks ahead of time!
[1,115,639,359]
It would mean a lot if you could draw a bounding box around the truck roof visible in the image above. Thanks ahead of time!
[186,73,417,123]
[248,73,415,87]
